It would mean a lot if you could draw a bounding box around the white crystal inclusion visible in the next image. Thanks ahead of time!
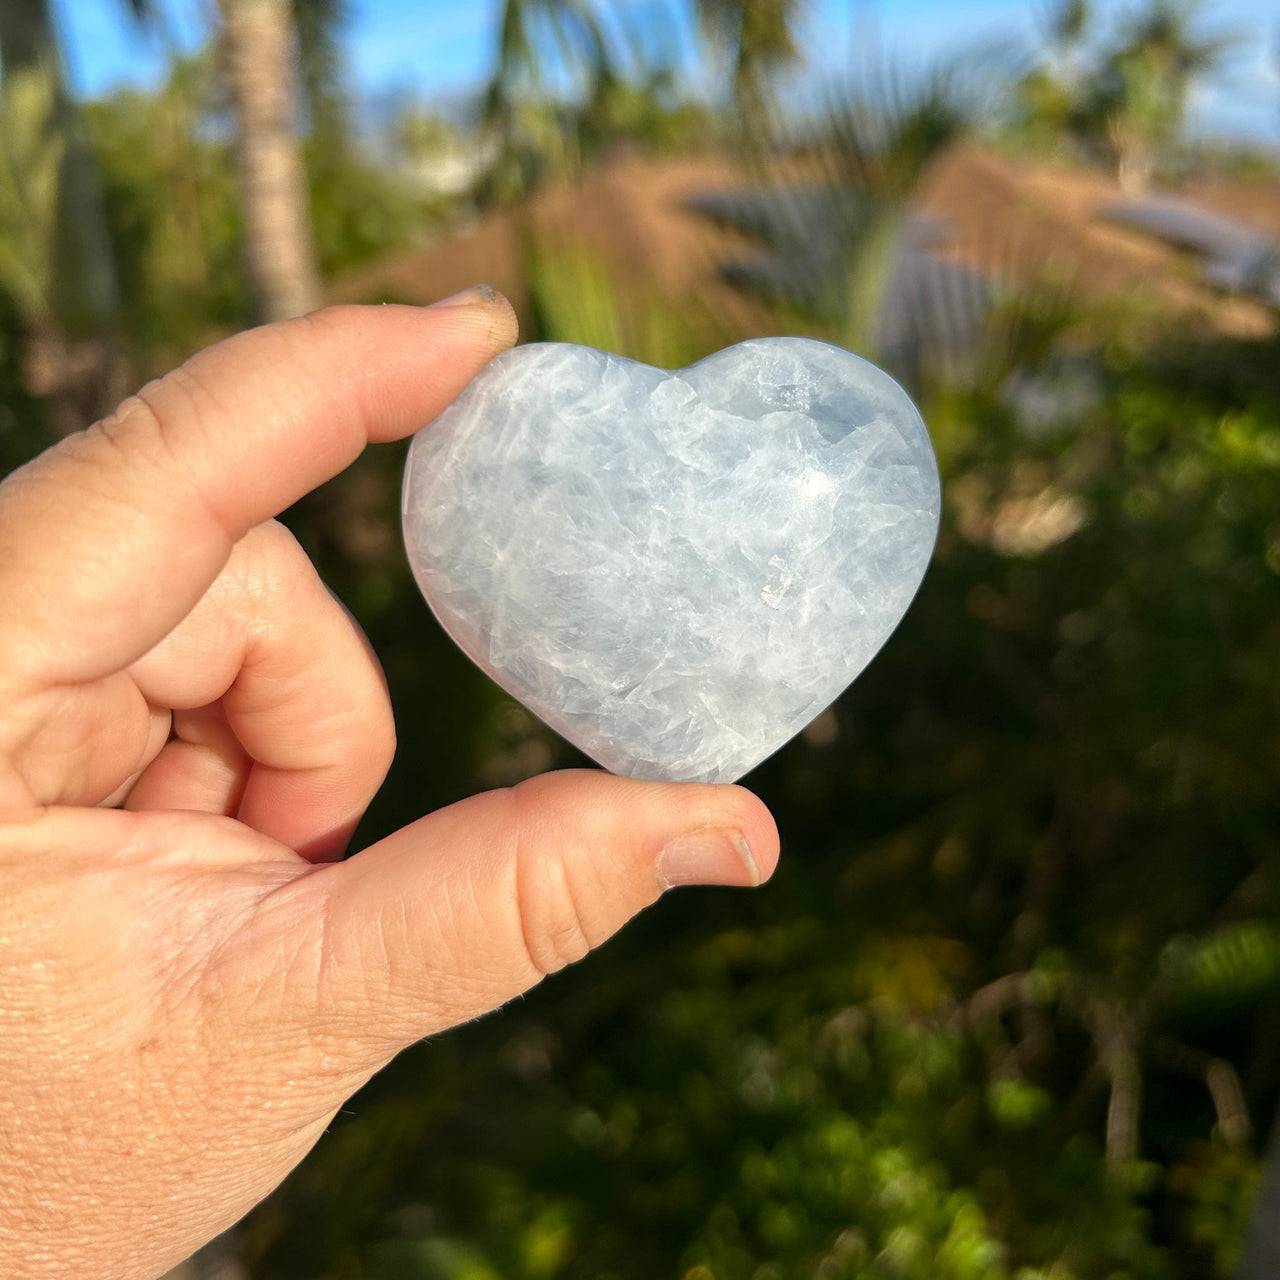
[403,337,941,784]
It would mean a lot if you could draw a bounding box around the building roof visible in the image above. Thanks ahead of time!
[328,146,1280,345]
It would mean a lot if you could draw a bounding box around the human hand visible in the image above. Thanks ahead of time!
[0,298,779,1279]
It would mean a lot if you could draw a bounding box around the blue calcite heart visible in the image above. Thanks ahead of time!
[402,338,940,784]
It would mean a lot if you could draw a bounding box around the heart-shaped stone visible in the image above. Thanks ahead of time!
[402,337,940,784]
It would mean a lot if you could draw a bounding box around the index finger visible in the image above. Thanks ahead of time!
[0,297,517,688]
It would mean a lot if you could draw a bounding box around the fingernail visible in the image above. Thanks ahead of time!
[656,829,761,890]
[430,284,499,308]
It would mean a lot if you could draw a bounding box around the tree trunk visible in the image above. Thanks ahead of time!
[217,0,321,323]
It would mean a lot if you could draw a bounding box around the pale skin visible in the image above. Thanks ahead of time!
[0,294,779,1280]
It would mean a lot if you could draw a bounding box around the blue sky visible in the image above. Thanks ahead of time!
[50,0,1280,143]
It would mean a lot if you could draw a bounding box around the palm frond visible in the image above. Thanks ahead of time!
[0,0,120,332]
[1042,0,1090,49]
[1114,0,1241,79]
[486,0,612,125]
[699,0,806,139]
[0,0,55,73]
[822,60,987,200]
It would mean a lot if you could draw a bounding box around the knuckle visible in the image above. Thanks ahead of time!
[134,358,242,531]
[94,385,163,452]
[507,779,599,979]
[91,367,228,531]
[72,387,170,486]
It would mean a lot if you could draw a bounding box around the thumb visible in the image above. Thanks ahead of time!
[295,770,779,1061]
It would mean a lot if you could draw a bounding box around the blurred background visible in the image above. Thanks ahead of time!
[4,0,1280,1276]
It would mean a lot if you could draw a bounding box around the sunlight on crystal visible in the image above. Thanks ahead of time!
[798,470,838,500]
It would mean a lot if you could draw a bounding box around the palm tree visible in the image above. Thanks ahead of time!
[215,0,321,321]
[1046,0,1090,52]
[1096,0,1237,190]
[0,0,124,429]
[3,0,325,354]
[481,0,614,196]
[487,0,609,108]
[699,0,806,149]
[1009,0,1092,152]
[818,64,979,368]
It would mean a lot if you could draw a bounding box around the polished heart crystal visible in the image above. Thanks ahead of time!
[402,338,941,784]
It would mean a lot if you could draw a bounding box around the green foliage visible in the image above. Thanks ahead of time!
[986,1079,1054,1131]
[76,40,458,358]
[1163,923,1280,1015]
[764,63,989,374]
[288,0,455,278]
[480,0,722,202]
[304,125,454,279]
[699,0,806,145]
[1008,0,1239,185]
[0,281,49,472]
[483,0,612,193]
[824,65,978,203]
[0,0,120,334]
[487,0,610,112]
[1045,0,1089,50]
[525,241,705,368]
[577,72,718,158]
[291,0,347,138]
[84,55,248,353]
[242,237,1279,1279]
[1170,1143,1262,1276]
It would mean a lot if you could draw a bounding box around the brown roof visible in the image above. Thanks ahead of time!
[329,145,1280,340]
[327,153,783,344]
[915,145,1278,336]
